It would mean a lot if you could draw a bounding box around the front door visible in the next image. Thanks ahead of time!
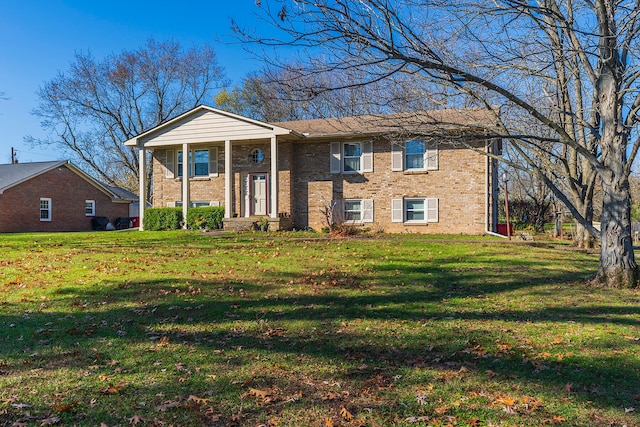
[251,173,268,216]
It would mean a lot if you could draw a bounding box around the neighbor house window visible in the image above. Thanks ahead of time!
[391,198,438,223]
[391,140,438,171]
[85,200,96,216]
[40,198,51,222]
[330,141,373,173]
[175,148,217,178]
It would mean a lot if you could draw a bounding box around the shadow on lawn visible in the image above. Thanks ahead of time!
[1,265,639,420]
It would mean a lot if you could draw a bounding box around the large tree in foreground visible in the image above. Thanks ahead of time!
[241,0,640,287]
[28,39,226,196]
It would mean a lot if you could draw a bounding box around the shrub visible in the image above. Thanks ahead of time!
[143,207,183,231]
[186,206,225,230]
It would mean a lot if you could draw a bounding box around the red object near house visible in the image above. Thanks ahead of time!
[497,223,514,236]
[130,217,140,228]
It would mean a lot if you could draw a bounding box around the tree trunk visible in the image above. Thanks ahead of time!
[574,201,595,249]
[574,222,595,249]
[593,178,638,287]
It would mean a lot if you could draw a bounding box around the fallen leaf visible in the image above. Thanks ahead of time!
[186,395,208,405]
[53,401,78,412]
[322,391,339,401]
[340,405,354,421]
[39,416,60,425]
[128,415,144,425]
[156,400,181,411]
[492,396,516,406]
[434,406,449,415]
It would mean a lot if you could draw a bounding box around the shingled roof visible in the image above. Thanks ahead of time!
[274,108,497,138]
[0,161,135,201]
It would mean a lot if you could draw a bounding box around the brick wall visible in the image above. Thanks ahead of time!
[0,166,130,232]
[151,137,492,234]
[291,137,490,234]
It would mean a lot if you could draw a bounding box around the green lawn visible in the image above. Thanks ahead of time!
[0,231,638,426]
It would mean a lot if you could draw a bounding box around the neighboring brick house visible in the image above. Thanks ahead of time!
[124,105,501,234]
[0,161,134,233]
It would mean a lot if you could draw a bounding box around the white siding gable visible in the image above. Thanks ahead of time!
[141,110,283,147]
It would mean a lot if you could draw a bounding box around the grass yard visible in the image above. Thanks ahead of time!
[0,231,639,426]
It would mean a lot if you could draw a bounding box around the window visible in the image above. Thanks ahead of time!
[85,200,95,216]
[339,199,374,223]
[392,198,438,223]
[405,140,425,170]
[174,148,218,178]
[250,149,265,164]
[175,201,213,208]
[343,143,361,173]
[40,198,51,222]
[330,141,373,173]
[344,199,362,221]
[391,140,438,171]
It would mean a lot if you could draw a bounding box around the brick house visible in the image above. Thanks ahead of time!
[0,161,134,233]
[124,105,501,233]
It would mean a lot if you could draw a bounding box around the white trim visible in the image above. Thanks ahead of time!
[85,200,96,216]
[270,136,279,218]
[225,140,232,219]
[361,141,373,173]
[209,147,218,177]
[165,149,175,178]
[40,197,52,222]
[426,141,438,170]
[391,198,403,223]
[330,142,341,173]
[426,198,439,222]
[167,201,176,208]
[391,142,403,171]
[362,199,374,223]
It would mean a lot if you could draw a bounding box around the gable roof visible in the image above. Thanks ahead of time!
[122,105,498,148]
[0,161,67,193]
[273,109,498,139]
[0,161,135,202]
[123,105,301,147]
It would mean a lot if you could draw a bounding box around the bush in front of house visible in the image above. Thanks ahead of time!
[143,207,183,231]
[186,206,225,230]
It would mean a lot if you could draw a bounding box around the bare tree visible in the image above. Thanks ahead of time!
[215,61,441,122]
[239,0,640,288]
[28,38,226,197]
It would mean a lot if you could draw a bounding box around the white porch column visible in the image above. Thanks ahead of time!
[224,139,232,218]
[138,147,146,231]
[182,143,190,229]
[270,136,278,219]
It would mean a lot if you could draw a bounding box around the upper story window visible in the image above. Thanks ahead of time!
[85,200,96,216]
[343,143,362,172]
[40,198,51,222]
[392,140,438,172]
[166,147,218,179]
[330,141,373,174]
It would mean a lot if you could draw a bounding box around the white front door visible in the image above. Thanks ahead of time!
[251,173,268,216]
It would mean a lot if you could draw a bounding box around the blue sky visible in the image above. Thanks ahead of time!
[0,1,274,164]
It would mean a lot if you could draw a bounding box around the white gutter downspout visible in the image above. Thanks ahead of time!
[485,140,507,239]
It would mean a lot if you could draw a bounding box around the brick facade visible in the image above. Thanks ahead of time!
[0,165,130,233]
[150,137,496,234]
